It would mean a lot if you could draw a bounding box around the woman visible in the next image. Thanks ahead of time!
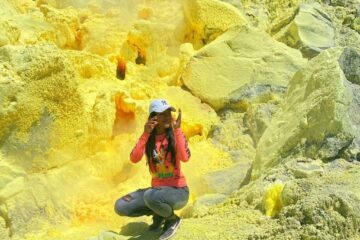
[114,99,191,240]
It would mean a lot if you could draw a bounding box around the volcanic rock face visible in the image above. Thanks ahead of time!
[275,3,336,58]
[181,26,306,110]
[252,47,359,179]
[0,1,359,240]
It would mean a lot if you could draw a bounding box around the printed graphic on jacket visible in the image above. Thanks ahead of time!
[151,145,175,179]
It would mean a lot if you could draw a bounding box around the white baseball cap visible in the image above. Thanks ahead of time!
[149,99,175,114]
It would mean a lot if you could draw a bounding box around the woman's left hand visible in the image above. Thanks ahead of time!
[173,108,181,129]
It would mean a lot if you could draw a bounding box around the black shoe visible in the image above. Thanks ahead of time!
[159,215,181,240]
[148,215,165,231]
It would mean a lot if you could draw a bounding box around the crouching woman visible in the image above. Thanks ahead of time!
[114,99,191,240]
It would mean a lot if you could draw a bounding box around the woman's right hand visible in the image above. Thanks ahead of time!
[144,116,158,134]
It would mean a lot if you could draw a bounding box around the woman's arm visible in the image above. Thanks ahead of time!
[131,116,157,163]
[130,132,150,163]
[174,128,191,162]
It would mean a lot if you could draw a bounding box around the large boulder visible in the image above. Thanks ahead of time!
[204,163,251,195]
[252,47,359,179]
[0,43,86,167]
[275,3,335,58]
[183,0,248,49]
[0,43,123,170]
[181,26,306,111]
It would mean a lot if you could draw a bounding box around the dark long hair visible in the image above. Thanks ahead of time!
[145,112,177,169]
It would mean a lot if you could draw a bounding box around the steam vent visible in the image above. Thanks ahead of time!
[1,0,360,239]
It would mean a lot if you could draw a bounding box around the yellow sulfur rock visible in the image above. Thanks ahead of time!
[39,5,80,49]
[183,0,247,48]
[182,26,306,110]
[262,182,284,218]
[0,21,20,47]
[252,48,356,179]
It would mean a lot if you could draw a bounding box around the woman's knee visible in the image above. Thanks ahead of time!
[114,198,131,216]
[173,187,190,210]
[143,188,158,206]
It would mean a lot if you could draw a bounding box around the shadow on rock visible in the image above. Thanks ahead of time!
[119,222,162,240]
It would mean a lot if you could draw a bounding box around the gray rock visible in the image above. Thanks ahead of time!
[275,3,335,58]
[341,80,360,161]
[204,163,251,195]
[318,136,354,160]
[227,83,286,111]
[285,158,324,178]
[338,47,360,85]
[243,103,279,146]
[215,83,285,146]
